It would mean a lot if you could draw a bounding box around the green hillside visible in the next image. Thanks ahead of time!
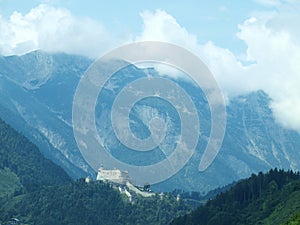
[284,212,300,225]
[0,167,22,199]
[0,118,72,192]
[1,179,192,225]
[171,169,300,225]
[0,177,193,224]
[0,117,193,224]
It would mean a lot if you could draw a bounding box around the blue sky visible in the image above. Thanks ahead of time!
[0,0,300,133]
[0,0,278,55]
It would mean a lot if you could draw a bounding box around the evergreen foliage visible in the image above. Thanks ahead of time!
[0,179,192,224]
[171,169,300,225]
[0,118,71,192]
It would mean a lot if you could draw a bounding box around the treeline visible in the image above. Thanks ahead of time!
[1,179,192,225]
[171,169,300,225]
[172,181,235,202]
[0,118,71,192]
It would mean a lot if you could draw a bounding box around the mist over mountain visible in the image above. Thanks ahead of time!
[0,50,299,192]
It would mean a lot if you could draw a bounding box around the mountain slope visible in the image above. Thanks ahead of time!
[0,117,71,191]
[0,51,93,179]
[0,51,300,192]
[171,169,300,225]
[0,167,22,199]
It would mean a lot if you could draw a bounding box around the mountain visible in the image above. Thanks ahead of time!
[0,51,300,192]
[171,169,300,225]
[0,51,94,179]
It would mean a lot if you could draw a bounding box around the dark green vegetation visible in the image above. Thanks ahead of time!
[1,179,191,225]
[171,182,235,208]
[0,167,22,199]
[0,117,71,192]
[283,212,300,225]
[171,169,300,225]
[0,117,192,224]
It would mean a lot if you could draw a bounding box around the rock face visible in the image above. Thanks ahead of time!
[0,51,93,178]
[0,51,299,192]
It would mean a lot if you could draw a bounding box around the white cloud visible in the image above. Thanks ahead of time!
[135,8,300,133]
[0,4,299,133]
[136,9,251,97]
[0,4,124,58]
[237,14,300,131]
[136,10,199,51]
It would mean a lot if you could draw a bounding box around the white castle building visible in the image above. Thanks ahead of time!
[96,165,131,185]
[96,165,155,199]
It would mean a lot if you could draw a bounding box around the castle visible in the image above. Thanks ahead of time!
[96,165,131,185]
[96,166,155,200]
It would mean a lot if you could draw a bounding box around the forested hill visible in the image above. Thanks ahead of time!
[1,179,193,225]
[0,117,71,192]
[171,169,300,225]
[0,117,193,224]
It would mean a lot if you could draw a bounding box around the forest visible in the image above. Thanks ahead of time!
[171,169,300,225]
[0,118,71,192]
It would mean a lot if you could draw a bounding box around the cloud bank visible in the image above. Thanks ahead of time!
[0,4,124,58]
[136,8,300,133]
[0,3,300,133]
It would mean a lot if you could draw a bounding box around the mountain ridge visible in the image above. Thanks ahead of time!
[0,50,299,192]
